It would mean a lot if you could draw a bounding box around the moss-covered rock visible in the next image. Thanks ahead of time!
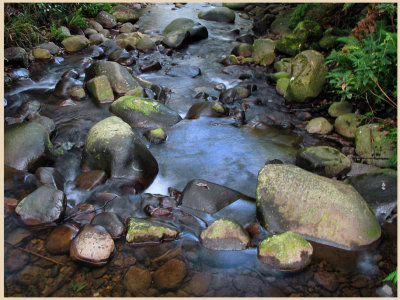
[296,146,351,177]
[258,231,313,271]
[252,38,275,66]
[256,164,381,249]
[269,72,291,82]
[334,113,360,138]
[110,95,182,129]
[232,43,253,57]
[112,5,139,23]
[223,3,248,9]
[61,35,90,52]
[270,10,292,35]
[276,78,290,96]
[32,48,51,59]
[136,36,156,53]
[273,58,292,73]
[143,128,167,144]
[355,123,396,168]
[293,20,323,43]
[286,50,328,103]
[81,116,158,191]
[198,7,236,23]
[305,117,333,134]
[275,34,304,57]
[126,217,178,244]
[319,34,338,50]
[86,75,114,104]
[328,101,353,117]
[200,218,250,250]
[185,100,228,119]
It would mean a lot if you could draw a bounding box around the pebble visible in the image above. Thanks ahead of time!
[153,259,186,290]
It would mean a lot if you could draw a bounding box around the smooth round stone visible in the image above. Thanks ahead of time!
[46,223,79,254]
[91,212,124,239]
[306,117,333,134]
[328,101,352,117]
[70,224,115,267]
[124,266,152,295]
[153,259,187,290]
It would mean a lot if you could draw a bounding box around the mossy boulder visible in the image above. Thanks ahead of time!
[232,43,253,57]
[293,20,323,43]
[85,61,140,94]
[334,113,360,138]
[143,128,167,144]
[268,72,290,82]
[126,217,178,244]
[136,36,156,53]
[185,100,228,119]
[256,164,381,249]
[319,34,338,50]
[200,219,250,250]
[274,58,292,73]
[270,11,292,35]
[275,34,304,57]
[15,185,66,226]
[110,96,182,129]
[252,38,275,66]
[286,50,328,103]
[61,35,90,52]
[5,47,29,68]
[96,11,117,29]
[328,101,353,117]
[305,117,333,134]
[296,146,351,178]
[198,7,236,23]
[5,122,55,171]
[112,5,139,23]
[32,48,51,59]
[81,116,158,191]
[355,124,396,168]
[276,78,289,96]
[86,75,114,104]
[258,231,313,271]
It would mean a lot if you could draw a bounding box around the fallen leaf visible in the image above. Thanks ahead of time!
[195,183,210,190]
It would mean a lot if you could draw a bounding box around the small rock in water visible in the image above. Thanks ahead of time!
[46,223,79,254]
[125,217,178,244]
[91,212,124,239]
[74,170,107,190]
[165,65,201,78]
[35,167,65,190]
[124,266,152,295]
[143,128,167,144]
[5,248,30,273]
[153,259,187,290]
[70,224,115,267]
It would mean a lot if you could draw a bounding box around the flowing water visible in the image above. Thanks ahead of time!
[4,3,397,297]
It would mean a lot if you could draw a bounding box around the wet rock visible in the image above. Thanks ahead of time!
[8,68,29,80]
[86,75,114,104]
[99,39,122,57]
[35,42,60,55]
[198,7,236,23]
[91,212,124,239]
[112,5,139,23]
[88,33,105,45]
[286,50,328,103]
[15,185,66,226]
[32,48,51,59]
[124,266,152,295]
[74,170,107,190]
[59,26,71,36]
[275,34,304,57]
[252,38,275,66]
[258,231,313,271]
[256,164,381,249]
[200,218,250,250]
[4,122,55,171]
[181,179,250,213]
[96,11,117,29]
[46,223,79,254]
[85,61,140,94]
[253,13,275,35]
[185,100,228,119]
[355,123,396,167]
[219,86,250,104]
[17,266,44,286]
[84,28,98,36]
[305,117,333,134]
[236,34,255,44]
[274,57,292,73]
[126,217,178,244]
[70,86,86,100]
[136,36,156,53]
[88,20,104,32]
[187,273,211,296]
[54,77,83,98]
[5,248,30,273]
[5,47,29,68]
[246,222,263,238]
[233,275,263,294]
[376,284,394,297]
[81,116,158,191]
[166,65,201,78]
[328,101,353,117]
[120,22,136,33]
[276,78,289,96]
[296,146,351,178]
[222,65,254,78]
[162,30,190,48]
[293,20,323,43]
[140,61,162,73]
[231,43,253,57]
[61,35,90,52]
[17,100,40,119]
[143,128,167,144]
[71,203,96,225]
[70,224,115,266]
[110,95,182,129]
[153,259,186,290]
[345,168,397,223]
[220,54,239,66]
[334,113,359,138]
[35,167,65,190]
[314,271,339,292]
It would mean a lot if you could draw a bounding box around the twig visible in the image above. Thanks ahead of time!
[5,241,65,265]
[376,79,397,108]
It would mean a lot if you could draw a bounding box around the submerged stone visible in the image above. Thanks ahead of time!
[124,266,152,295]
[35,167,65,191]
[185,101,228,119]
[166,65,201,78]
[74,170,107,190]
[258,231,313,271]
[126,217,179,244]
[256,164,381,249]
[46,223,79,254]
[200,218,250,250]
[91,212,124,239]
[153,259,186,290]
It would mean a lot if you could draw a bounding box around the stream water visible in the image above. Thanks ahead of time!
[4,3,397,297]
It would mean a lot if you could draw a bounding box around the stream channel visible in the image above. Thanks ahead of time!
[4,3,397,297]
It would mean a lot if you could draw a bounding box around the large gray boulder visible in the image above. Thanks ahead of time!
[256,164,381,249]
[110,96,182,129]
[81,116,158,191]
[162,18,208,48]
[285,50,328,103]
[198,7,236,23]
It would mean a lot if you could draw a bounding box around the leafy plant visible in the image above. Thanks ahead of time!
[67,7,87,29]
[80,3,115,18]
[5,18,43,49]
[383,267,397,285]
[49,25,68,42]
[70,279,88,293]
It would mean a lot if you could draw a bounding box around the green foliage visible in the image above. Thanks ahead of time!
[5,16,43,49]
[384,127,397,169]
[67,7,87,29]
[383,267,397,285]
[290,4,321,25]
[70,279,88,293]
[80,3,116,18]
[49,26,68,42]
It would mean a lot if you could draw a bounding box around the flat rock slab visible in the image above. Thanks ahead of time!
[126,217,179,244]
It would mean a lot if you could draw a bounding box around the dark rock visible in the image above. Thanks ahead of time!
[5,47,28,68]
[187,273,211,296]
[124,266,152,295]
[162,18,208,48]
[236,34,255,44]
[91,212,124,239]
[185,100,228,119]
[70,224,115,266]
[54,77,83,98]
[198,7,236,23]
[153,259,186,290]
[74,170,107,190]
[35,167,65,190]
[8,68,29,80]
[85,45,105,59]
[5,248,30,273]
[96,11,117,29]
[99,39,122,57]
[71,203,96,225]
[231,43,253,57]
[219,86,250,104]
[125,217,179,244]
[166,65,201,78]
[253,13,275,35]
[314,272,339,292]
[221,65,253,78]
[46,223,79,254]
[15,185,66,226]
[143,128,167,144]
[140,61,162,73]
[162,30,190,49]
[17,266,44,286]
